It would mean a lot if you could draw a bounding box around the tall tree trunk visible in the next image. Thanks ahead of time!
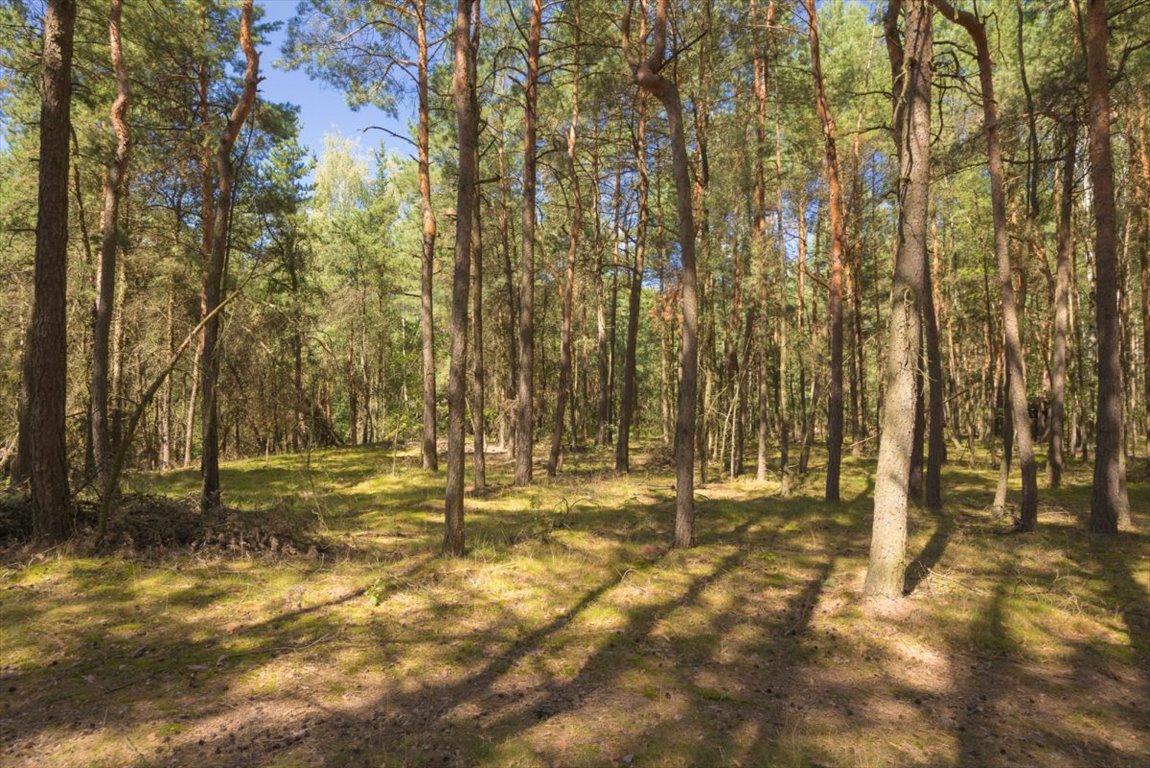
[931,0,1038,530]
[26,0,76,542]
[514,0,542,486]
[630,0,699,548]
[659,258,673,447]
[160,288,174,467]
[91,0,131,498]
[496,119,518,459]
[908,364,924,501]
[993,362,1013,511]
[752,1,774,483]
[548,5,581,476]
[469,2,485,493]
[845,30,876,456]
[444,0,479,555]
[805,0,845,503]
[776,86,792,496]
[615,98,647,474]
[1085,0,1130,531]
[199,0,258,512]
[184,356,198,466]
[1048,122,1076,488]
[607,170,623,441]
[923,252,945,509]
[865,0,930,598]
[417,0,439,471]
[347,331,358,446]
[189,12,214,472]
[593,129,611,447]
[471,183,487,492]
[1134,95,1150,457]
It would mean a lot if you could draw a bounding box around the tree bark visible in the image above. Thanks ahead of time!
[548,4,581,476]
[444,0,479,555]
[199,0,258,513]
[924,257,944,509]
[752,2,773,483]
[592,129,611,447]
[908,364,924,501]
[865,0,930,598]
[471,185,487,492]
[776,86,792,496]
[496,119,518,458]
[1134,95,1150,457]
[1085,0,1130,531]
[91,0,131,498]
[26,0,76,542]
[417,0,438,472]
[805,0,845,503]
[1048,122,1076,488]
[615,98,647,474]
[469,0,485,493]
[629,0,699,547]
[931,0,1038,530]
[514,0,542,486]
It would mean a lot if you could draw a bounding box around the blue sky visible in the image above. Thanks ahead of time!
[257,0,410,162]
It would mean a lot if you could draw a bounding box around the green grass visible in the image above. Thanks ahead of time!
[1,442,1147,767]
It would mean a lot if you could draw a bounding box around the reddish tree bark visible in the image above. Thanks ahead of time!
[805,0,846,503]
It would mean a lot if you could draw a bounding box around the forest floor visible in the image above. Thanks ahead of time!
[1,443,1148,767]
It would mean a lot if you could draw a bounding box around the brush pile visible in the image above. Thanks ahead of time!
[0,492,324,556]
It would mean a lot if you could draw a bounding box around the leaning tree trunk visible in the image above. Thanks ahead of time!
[199,0,258,513]
[865,0,930,598]
[417,0,439,472]
[1084,0,1130,531]
[26,0,76,542]
[514,0,542,486]
[90,0,131,499]
[629,0,699,548]
[444,0,479,555]
[805,0,845,503]
[931,0,1037,530]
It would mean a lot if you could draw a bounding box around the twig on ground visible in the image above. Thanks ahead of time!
[922,567,990,596]
[215,632,334,667]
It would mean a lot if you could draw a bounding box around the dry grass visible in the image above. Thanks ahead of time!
[1,444,1147,767]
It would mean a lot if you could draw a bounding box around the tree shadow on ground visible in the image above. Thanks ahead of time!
[3,446,1148,767]
[904,504,953,596]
